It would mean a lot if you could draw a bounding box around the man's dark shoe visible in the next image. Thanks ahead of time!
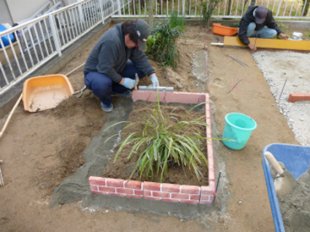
[101,102,113,112]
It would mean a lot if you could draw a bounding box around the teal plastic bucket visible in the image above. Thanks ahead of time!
[222,113,257,150]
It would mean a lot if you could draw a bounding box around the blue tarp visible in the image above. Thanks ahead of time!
[261,143,310,232]
[0,24,15,48]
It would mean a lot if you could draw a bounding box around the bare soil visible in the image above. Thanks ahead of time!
[102,102,208,186]
[0,23,308,232]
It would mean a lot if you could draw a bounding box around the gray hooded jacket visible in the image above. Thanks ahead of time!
[83,23,155,83]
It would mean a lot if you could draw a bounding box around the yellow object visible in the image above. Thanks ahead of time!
[224,36,310,51]
[22,74,74,112]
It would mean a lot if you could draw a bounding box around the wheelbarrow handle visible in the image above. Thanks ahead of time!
[0,93,22,138]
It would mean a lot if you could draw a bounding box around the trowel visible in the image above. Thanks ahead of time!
[264,151,297,197]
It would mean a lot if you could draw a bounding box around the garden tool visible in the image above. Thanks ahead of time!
[136,73,173,92]
[72,86,87,98]
[0,93,22,139]
[134,73,139,90]
[264,151,297,197]
[138,86,174,92]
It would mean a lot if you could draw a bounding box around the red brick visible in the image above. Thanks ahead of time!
[109,193,125,197]
[206,119,212,133]
[133,91,166,103]
[91,190,104,194]
[126,194,143,199]
[144,190,152,197]
[201,185,214,195]
[132,91,144,102]
[190,195,200,201]
[162,183,180,193]
[208,152,214,168]
[106,178,124,187]
[143,182,161,191]
[89,176,106,186]
[161,198,179,203]
[98,186,116,193]
[200,194,211,201]
[171,193,190,200]
[199,200,212,205]
[144,196,161,201]
[180,199,198,204]
[288,93,310,103]
[206,106,211,119]
[208,166,215,181]
[180,185,200,194]
[116,188,134,195]
[90,185,98,192]
[134,190,144,196]
[152,191,170,198]
[168,93,200,104]
[124,180,142,189]
[198,94,207,103]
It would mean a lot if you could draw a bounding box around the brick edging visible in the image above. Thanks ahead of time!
[288,93,310,103]
[89,91,215,205]
[89,177,215,204]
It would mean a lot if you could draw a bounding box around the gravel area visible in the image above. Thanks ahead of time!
[253,51,310,146]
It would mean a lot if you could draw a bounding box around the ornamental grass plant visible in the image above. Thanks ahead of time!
[146,11,184,69]
[105,96,221,183]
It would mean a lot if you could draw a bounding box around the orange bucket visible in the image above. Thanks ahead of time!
[22,74,74,112]
[212,24,239,36]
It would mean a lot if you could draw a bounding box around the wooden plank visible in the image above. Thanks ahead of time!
[223,36,310,51]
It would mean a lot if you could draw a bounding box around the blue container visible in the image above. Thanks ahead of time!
[0,24,15,48]
[261,143,310,232]
[222,113,257,150]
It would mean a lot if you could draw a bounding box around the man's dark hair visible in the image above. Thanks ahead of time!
[121,20,138,43]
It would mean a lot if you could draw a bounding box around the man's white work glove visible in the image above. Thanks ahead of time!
[121,78,136,89]
[150,75,159,87]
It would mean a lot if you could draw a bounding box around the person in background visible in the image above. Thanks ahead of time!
[238,5,289,51]
[83,19,159,112]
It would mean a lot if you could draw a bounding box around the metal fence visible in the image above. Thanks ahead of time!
[0,0,309,95]
[0,0,125,95]
[116,0,310,19]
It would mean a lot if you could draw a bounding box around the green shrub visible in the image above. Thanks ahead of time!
[168,10,185,31]
[105,97,221,183]
[146,21,183,69]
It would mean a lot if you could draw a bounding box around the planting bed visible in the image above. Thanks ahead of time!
[89,90,215,205]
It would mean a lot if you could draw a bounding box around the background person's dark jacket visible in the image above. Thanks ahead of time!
[83,23,155,83]
[238,6,282,45]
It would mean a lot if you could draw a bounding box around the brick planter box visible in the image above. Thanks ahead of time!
[89,91,215,205]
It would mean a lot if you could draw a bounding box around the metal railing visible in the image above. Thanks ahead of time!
[115,0,310,19]
[0,0,125,95]
[0,0,309,95]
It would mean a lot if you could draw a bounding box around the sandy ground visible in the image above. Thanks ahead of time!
[0,23,309,231]
[253,51,310,146]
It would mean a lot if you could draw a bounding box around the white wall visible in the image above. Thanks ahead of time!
[63,0,79,6]
[0,0,13,25]
[6,0,50,23]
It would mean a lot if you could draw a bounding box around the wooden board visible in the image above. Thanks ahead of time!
[223,36,310,51]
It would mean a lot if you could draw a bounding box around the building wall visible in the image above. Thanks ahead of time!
[6,0,53,23]
[63,0,78,6]
[0,0,13,25]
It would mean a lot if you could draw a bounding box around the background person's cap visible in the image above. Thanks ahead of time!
[255,5,268,24]
[134,19,150,51]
